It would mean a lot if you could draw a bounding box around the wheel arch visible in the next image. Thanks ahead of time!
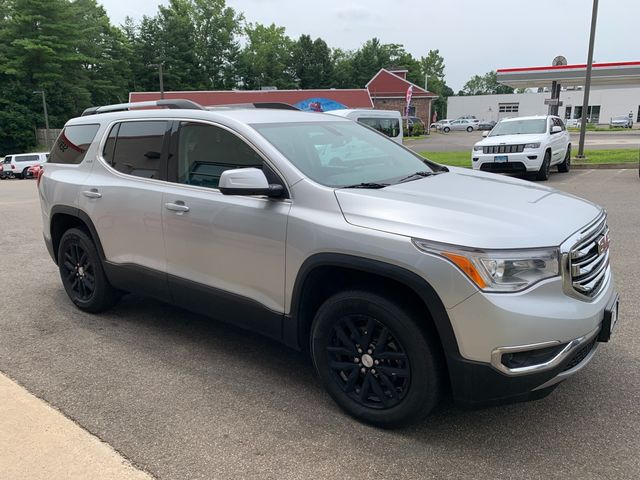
[286,253,460,364]
[50,206,106,265]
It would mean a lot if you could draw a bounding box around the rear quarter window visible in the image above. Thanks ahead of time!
[49,124,100,164]
[15,155,39,162]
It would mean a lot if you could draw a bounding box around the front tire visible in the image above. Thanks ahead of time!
[58,228,119,313]
[443,127,450,133]
[536,150,551,181]
[557,145,571,173]
[466,126,473,132]
[311,290,442,428]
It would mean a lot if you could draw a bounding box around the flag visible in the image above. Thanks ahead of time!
[405,84,413,116]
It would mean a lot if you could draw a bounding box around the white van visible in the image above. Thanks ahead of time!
[2,152,49,179]
[327,109,403,144]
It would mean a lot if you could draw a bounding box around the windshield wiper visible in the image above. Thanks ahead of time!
[396,171,443,184]
[342,182,390,189]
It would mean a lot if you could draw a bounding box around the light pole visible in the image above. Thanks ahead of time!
[577,0,599,158]
[33,90,50,148]
[148,63,165,99]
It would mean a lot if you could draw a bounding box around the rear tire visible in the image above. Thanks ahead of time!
[466,126,473,132]
[311,290,442,428]
[557,145,571,173]
[443,127,450,133]
[536,150,551,181]
[58,228,119,313]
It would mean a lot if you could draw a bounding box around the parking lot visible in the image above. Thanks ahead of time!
[407,129,640,152]
[0,170,639,480]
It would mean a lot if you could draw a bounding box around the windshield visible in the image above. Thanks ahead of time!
[253,121,435,187]
[489,119,547,136]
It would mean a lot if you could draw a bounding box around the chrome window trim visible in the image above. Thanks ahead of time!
[490,324,600,376]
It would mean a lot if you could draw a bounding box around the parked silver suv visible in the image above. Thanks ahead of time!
[39,100,619,428]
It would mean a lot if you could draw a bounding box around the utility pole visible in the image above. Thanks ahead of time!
[577,0,599,158]
[33,90,50,148]
[149,63,165,99]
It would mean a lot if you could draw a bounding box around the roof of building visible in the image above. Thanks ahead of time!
[366,68,437,98]
[129,89,374,109]
[497,61,640,88]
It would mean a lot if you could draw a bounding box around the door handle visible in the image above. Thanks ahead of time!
[165,202,190,213]
[82,189,102,199]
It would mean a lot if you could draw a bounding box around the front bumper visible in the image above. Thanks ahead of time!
[444,270,617,407]
[472,150,544,173]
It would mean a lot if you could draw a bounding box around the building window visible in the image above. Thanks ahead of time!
[637,106,640,123]
[565,106,572,120]
[498,103,519,113]
[407,105,416,116]
[574,105,600,123]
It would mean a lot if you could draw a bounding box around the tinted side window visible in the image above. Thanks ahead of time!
[102,123,120,165]
[49,124,100,164]
[176,122,263,189]
[358,117,400,138]
[111,121,168,179]
[15,155,39,162]
[2,157,11,164]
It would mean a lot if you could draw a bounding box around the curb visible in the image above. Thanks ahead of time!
[572,162,638,169]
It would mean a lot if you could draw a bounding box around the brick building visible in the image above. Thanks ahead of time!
[366,68,437,126]
[130,69,437,125]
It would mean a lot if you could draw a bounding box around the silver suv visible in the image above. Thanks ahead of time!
[39,100,619,428]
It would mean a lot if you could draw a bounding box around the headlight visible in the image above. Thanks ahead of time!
[524,142,541,149]
[412,239,559,292]
[473,145,483,151]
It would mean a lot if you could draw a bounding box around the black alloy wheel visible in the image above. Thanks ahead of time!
[326,314,410,410]
[61,241,95,302]
[311,290,442,428]
[536,151,551,181]
[558,146,571,173]
[58,228,120,312]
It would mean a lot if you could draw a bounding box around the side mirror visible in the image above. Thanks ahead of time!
[219,167,284,198]
[482,131,490,137]
[551,125,562,134]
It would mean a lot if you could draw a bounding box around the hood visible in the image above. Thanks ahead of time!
[475,133,543,146]
[335,168,602,249]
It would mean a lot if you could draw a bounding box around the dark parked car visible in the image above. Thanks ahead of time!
[402,116,425,136]
[477,120,497,131]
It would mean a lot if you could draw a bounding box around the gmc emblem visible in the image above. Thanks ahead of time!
[597,232,611,255]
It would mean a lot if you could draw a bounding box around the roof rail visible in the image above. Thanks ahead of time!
[205,102,300,111]
[81,99,204,116]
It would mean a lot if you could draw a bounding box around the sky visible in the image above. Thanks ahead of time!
[99,0,640,91]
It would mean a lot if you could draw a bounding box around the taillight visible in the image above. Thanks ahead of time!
[11,164,15,169]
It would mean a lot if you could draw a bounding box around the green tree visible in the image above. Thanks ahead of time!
[419,49,453,119]
[238,23,295,90]
[291,34,334,89]
[459,71,514,95]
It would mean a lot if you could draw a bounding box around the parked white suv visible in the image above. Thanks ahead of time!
[2,152,48,179]
[38,100,618,428]
[472,116,571,180]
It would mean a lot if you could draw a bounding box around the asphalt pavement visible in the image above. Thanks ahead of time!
[0,171,639,480]
[407,129,640,152]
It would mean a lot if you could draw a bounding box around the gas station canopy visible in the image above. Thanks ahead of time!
[497,61,640,88]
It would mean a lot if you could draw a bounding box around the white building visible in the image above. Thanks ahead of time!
[448,61,640,125]
[448,86,639,124]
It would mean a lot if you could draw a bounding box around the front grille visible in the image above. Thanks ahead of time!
[569,217,610,298]
[482,144,525,154]
[562,338,597,372]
